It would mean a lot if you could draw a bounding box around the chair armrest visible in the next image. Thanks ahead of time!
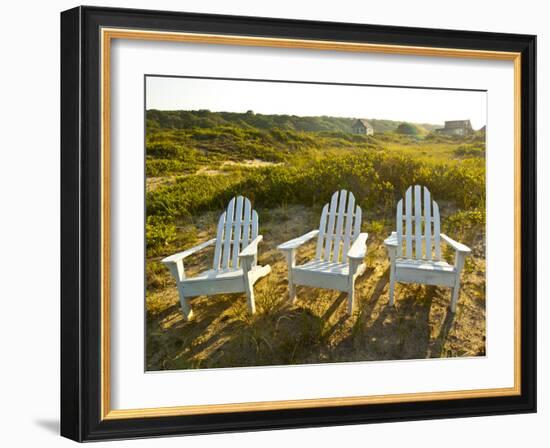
[239,235,263,259]
[384,231,398,248]
[277,230,319,251]
[347,232,368,260]
[441,233,471,254]
[161,238,216,265]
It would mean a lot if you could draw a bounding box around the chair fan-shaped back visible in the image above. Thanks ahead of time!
[315,190,362,263]
[213,196,258,270]
[396,185,441,261]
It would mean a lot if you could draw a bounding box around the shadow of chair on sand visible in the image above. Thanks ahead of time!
[318,292,350,340]
[146,293,237,370]
[427,308,456,358]
[334,280,444,361]
[149,266,460,370]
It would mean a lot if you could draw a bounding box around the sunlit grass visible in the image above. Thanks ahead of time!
[144,115,487,370]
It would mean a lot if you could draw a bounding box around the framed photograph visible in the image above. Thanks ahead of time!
[60,6,536,442]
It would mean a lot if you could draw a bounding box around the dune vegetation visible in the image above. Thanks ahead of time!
[145,110,486,371]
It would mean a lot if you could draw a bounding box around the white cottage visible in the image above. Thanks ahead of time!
[352,119,374,135]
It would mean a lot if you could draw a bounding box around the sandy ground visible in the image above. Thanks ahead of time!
[147,159,282,190]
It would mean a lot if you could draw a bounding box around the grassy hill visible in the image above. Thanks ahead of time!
[145,111,482,179]
[146,109,441,134]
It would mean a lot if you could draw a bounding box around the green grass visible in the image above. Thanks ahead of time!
[144,110,487,370]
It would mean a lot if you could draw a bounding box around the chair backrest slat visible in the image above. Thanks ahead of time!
[315,204,329,260]
[396,199,403,258]
[212,212,226,270]
[353,206,362,242]
[317,190,362,263]
[221,197,235,269]
[322,192,339,260]
[396,185,441,261]
[231,196,244,268]
[341,192,356,257]
[213,196,258,270]
[332,191,348,262]
[414,185,422,259]
[251,210,259,266]
[423,187,432,260]
[242,198,252,250]
[433,200,441,261]
[405,187,413,258]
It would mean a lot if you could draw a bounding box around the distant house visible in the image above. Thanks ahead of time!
[436,120,473,136]
[352,119,374,135]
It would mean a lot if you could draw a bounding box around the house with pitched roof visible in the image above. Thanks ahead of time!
[436,119,473,136]
[352,119,374,135]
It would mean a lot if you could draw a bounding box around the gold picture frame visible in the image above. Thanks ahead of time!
[61,6,536,441]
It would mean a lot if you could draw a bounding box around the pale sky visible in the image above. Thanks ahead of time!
[146,76,487,130]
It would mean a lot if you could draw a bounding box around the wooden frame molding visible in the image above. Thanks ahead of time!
[100,27,522,421]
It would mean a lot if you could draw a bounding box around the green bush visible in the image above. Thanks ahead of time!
[454,144,485,158]
[146,159,200,177]
[396,122,422,135]
[145,216,177,255]
[146,151,485,230]
[144,112,486,256]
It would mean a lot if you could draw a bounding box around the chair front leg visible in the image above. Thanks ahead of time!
[165,260,193,321]
[387,246,397,307]
[176,283,193,321]
[284,249,297,303]
[451,251,466,313]
[347,259,363,315]
[240,256,256,314]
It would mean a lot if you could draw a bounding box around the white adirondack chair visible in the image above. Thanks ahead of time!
[384,185,471,312]
[162,196,271,320]
[277,190,368,314]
